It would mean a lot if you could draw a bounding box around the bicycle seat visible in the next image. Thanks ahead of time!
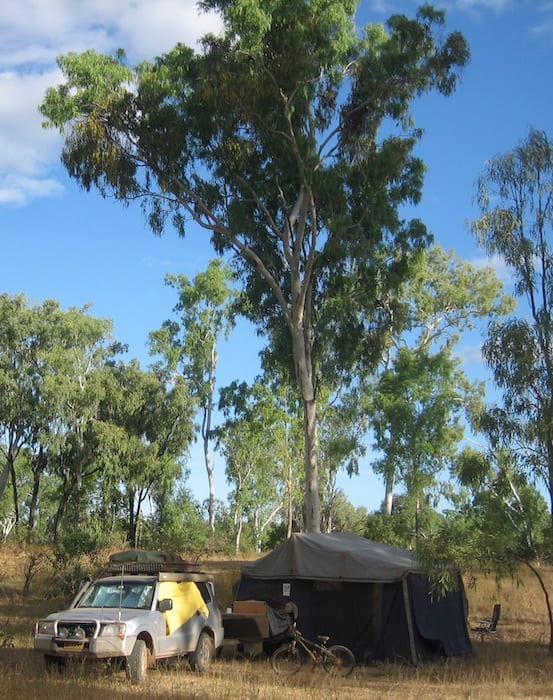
[317,635,330,644]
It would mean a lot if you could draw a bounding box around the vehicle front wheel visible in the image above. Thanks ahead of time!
[126,638,149,684]
[44,654,66,674]
[189,631,214,672]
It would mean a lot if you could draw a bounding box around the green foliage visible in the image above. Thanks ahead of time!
[358,244,511,522]
[147,487,211,553]
[149,260,239,383]
[364,497,444,550]
[261,521,290,551]
[0,293,198,549]
[0,293,118,538]
[364,511,411,549]
[42,51,132,128]
[216,378,303,548]
[399,246,514,347]
[370,345,480,526]
[421,446,551,579]
[59,517,121,557]
[91,361,194,546]
[472,129,553,518]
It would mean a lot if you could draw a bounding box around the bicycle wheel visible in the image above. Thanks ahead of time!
[271,645,302,675]
[322,645,355,677]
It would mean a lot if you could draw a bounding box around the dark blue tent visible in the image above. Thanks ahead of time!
[234,532,472,664]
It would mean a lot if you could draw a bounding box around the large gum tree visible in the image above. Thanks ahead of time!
[40,1,469,531]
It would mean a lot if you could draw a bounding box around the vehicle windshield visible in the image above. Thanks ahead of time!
[78,581,155,609]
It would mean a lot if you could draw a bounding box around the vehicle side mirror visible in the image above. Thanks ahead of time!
[158,598,173,612]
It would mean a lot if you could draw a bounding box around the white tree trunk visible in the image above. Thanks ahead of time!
[384,474,394,516]
[290,319,320,533]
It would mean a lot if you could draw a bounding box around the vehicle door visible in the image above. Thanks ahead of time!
[156,581,209,656]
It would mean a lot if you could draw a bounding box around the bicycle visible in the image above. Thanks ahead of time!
[270,623,355,677]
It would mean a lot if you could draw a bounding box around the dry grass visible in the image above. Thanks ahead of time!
[1,548,553,699]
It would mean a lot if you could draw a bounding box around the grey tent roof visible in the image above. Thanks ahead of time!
[241,532,421,583]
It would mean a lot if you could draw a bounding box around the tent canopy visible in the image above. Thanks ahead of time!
[235,532,472,663]
[241,532,420,582]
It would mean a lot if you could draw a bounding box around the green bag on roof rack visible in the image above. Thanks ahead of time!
[110,550,172,564]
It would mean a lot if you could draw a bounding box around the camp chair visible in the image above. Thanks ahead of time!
[471,603,501,641]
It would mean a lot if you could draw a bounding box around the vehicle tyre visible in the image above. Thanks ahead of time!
[126,638,149,684]
[189,631,214,672]
[323,644,355,677]
[271,645,302,675]
[44,654,66,674]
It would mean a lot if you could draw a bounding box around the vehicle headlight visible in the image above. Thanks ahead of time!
[100,622,126,639]
[36,620,56,636]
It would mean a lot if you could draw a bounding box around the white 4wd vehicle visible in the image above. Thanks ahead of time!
[34,551,224,683]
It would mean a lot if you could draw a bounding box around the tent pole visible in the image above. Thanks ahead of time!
[402,575,419,666]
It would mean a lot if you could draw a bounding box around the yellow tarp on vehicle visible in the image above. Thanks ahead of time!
[159,581,208,635]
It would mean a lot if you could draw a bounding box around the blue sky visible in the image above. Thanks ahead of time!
[1,0,551,513]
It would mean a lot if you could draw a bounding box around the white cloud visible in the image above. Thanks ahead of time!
[447,0,513,10]
[440,0,553,33]
[365,0,514,14]
[115,1,224,61]
[0,174,64,204]
[0,0,223,206]
[0,69,63,173]
[0,0,223,68]
[365,0,394,13]
[531,3,553,38]
[0,67,66,205]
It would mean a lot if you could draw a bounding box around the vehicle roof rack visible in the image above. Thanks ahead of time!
[104,550,202,576]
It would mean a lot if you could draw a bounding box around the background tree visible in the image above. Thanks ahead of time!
[0,294,117,538]
[152,484,209,553]
[317,388,368,532]
[0,292,200,549]
[217,379,303,549]
[471,129,553,523]
[149,259,237,532]
[365,246,512,515]
[39,306,119,541]
[371,346,477,542]
[0,294,43,516]
[40,1,469,531]
[92,360,195,547]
